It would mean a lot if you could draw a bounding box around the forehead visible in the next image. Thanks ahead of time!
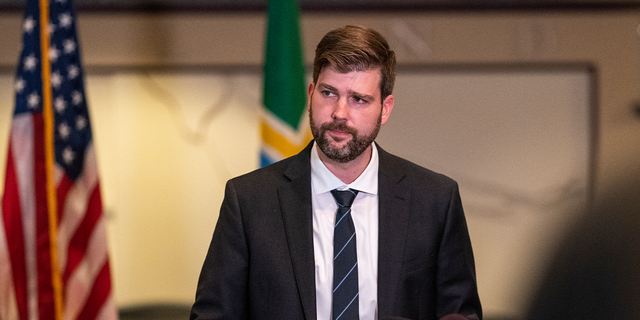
[317,66,382,97]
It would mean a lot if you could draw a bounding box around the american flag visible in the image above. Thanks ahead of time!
[0,0,118,319]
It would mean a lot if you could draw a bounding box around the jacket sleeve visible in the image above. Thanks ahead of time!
[191,180,249,320]
[435,182,482,320]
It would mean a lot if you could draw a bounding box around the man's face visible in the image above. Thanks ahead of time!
[307,66,394,163]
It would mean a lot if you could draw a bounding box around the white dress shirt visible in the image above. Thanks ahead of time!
[311,141,379,320]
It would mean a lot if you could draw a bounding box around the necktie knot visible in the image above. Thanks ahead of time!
[331,189,358,208]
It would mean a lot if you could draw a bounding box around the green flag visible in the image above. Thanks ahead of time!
[260,0,311,167]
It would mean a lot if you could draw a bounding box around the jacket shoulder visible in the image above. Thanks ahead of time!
[228,144,311,192]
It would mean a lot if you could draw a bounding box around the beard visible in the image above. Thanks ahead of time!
[309,106,382,164]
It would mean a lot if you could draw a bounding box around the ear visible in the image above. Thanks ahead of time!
[307,82,315,111]
[380,94,394,125]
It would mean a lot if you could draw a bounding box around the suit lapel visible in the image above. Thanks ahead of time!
[275,143,411,318]
[376,145,411,316]
[278,142,317,320]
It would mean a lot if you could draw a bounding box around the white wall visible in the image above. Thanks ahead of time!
[87,72,262,305]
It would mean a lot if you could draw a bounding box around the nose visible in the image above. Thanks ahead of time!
[332,98,349,121]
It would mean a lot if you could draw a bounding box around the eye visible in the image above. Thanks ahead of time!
[321,90,335,97]
[352,96,368,104]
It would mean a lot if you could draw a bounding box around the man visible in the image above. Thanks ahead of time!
[191,25,482,320]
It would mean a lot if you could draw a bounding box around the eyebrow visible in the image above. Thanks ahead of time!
[317,83,376,102]
[317,83,337,92]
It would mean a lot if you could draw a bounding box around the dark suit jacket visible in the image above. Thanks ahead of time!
[191,142,482,320]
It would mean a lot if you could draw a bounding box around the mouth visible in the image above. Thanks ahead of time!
[324,123,355,142]
[328,129,350,138]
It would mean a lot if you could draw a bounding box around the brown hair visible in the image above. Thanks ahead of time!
[313,25,396,100]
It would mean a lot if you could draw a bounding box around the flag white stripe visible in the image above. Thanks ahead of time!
[11,115,39,320]
[260,107,309,143]
[95,295,118,320]
[261,144,287,163]
[0,211,19,320]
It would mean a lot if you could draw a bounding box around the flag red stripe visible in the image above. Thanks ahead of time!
[55,174,73,284]
[33,113,55,320]
[56,175,73,226]
[2,140,29,320]
[75,261,112,320]
[62,182,102,285]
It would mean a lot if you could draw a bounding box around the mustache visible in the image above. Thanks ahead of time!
[320,121,357,135]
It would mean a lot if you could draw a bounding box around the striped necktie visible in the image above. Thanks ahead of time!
[330,188,360,320]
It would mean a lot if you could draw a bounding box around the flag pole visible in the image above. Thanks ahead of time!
[39,0,64,318]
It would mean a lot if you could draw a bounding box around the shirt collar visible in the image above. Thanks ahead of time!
[310,141,379,195]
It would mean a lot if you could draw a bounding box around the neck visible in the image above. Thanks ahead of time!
[316,144,373,184]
